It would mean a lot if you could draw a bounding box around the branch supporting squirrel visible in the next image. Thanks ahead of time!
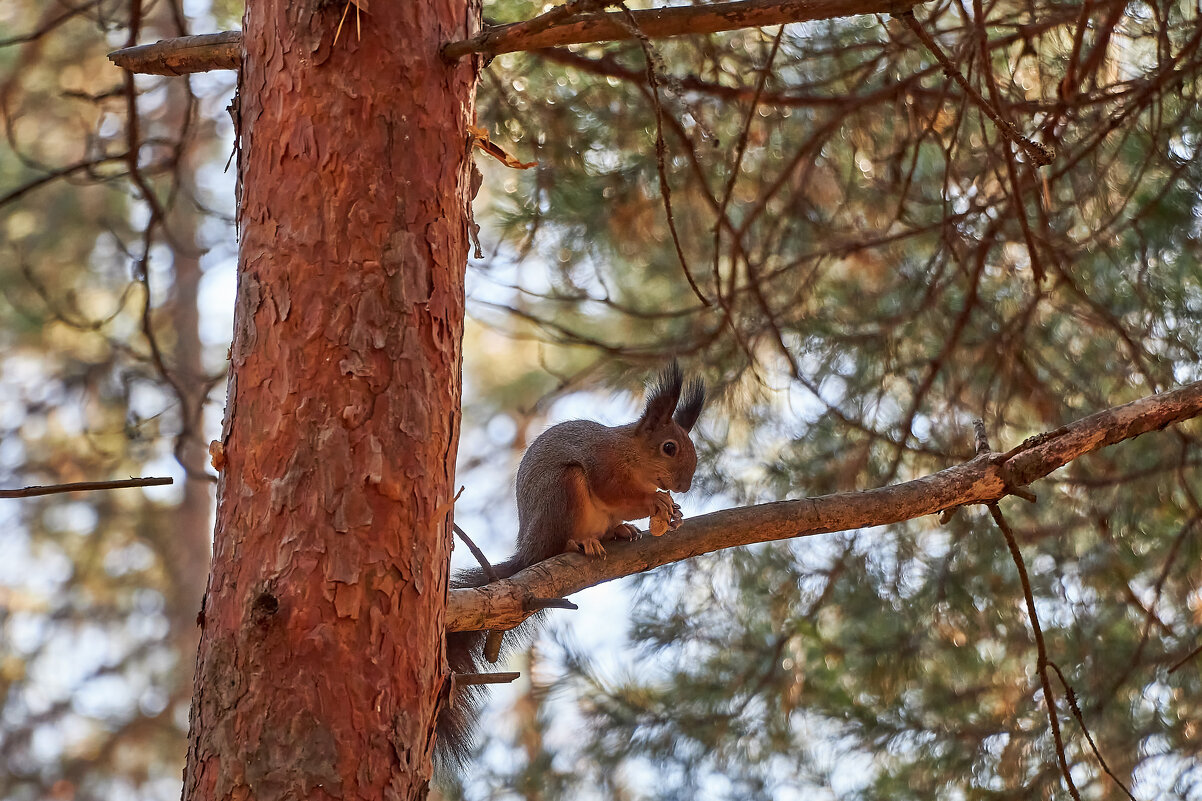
[437,362,706,770]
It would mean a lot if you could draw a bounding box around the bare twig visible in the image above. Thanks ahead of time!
[0,156,131,208]
[453,523,500,583]
[121,0,193,428]
[0,477,174,499]
[899,10,1054,166]
[614,2,710,305]
[712,27,785,304]
[988,502,1081,801]
[883,229,992,482]
[1169,643,1202,674]
[1047,661,1137,801]
[531,9,1094,108]
[971,0,1048,283]
[454,521,507,662]
[0,0,104,48]
[1109,513,1200,693]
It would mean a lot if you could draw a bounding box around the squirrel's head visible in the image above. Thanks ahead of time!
[632,361,705,493]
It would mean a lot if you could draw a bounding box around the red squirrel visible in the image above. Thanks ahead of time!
[438,362,705,769]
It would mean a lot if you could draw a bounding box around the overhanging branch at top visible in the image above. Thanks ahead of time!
[108,0,921,75]
[443,0,922,59]
[446,378,1202,632]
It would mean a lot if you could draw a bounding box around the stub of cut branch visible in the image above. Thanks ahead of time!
[108,31,241,75]
[453,671,521,686]
[447,379,1202,632]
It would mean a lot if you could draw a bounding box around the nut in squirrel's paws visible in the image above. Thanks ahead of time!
[566,537,606,558]
[649,490,684,537]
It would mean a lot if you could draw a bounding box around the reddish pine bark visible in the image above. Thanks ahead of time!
[182,1,479,799]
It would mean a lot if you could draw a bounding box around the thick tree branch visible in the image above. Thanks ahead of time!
[108,0,921,75]
[447,379,1202,632]
[444,0,921,58]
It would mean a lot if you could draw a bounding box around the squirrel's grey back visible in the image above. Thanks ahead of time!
[515,420,622,562]
[437,363,705,773]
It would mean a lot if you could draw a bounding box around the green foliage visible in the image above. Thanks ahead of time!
[4,0,1202,799]
[464,0,1202,798]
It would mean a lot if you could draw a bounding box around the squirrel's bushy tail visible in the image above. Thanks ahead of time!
[436,557,543,773]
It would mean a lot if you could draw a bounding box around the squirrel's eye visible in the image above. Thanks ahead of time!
[661,440,678,457]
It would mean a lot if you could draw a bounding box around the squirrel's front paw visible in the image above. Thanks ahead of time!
[566,537,607,558]
[649,491,684,536]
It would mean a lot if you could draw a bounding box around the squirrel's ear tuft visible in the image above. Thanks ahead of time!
[638,361,684,431]
[673,377,705,432]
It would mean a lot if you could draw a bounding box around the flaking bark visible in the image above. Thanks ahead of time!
[181,1,480,799]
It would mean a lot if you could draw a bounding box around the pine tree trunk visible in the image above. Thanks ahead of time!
[182,1,479,798]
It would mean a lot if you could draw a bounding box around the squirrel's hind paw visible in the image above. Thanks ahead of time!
[566,537,607,558]
[609,523,640,541]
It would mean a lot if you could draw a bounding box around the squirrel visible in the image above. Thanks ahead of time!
[437,362,706,770]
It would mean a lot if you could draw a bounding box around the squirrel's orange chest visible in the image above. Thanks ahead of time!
[573,486,621,537]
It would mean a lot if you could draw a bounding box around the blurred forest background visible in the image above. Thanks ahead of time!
[2,0,1201,799]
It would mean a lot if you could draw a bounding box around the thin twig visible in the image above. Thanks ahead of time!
[0,156,131,208]
[970,0,1048,282]
[0,0,104,48]
[882,231,994,484]
[988,503,1081,801]
[453,521,507,661]
[1168,643,1202,674]
[712,26,785,304]
[899,10,1054,166]
[0,477,174,499]
[1047,660,1137,800]
[453,523,500,583]
[121,0,203,484]
[1109,513,1200,694]
[615,1,711,305]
